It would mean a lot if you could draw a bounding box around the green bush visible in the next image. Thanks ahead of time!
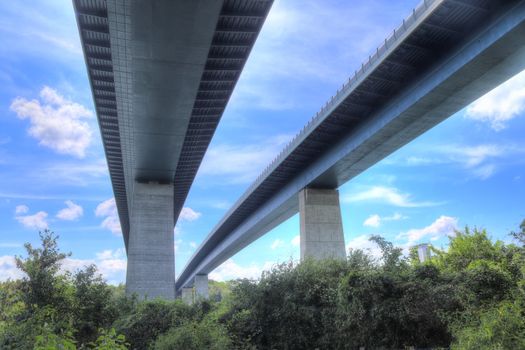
[451,301,525,350]
[1,224,524,349]
[154,320,231,350]
[113,299,194,349]
[89,328,129,350]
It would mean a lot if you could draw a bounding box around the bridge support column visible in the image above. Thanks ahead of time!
[126,182,175,300]
[181,287,193,304]
[194,274,209,300]
[299,188,346,261]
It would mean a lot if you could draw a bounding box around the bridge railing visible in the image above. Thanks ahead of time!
[245,0,439,196]
[203,0,441,242]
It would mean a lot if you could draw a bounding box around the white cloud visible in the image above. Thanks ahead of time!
[209,259,275,281]
[56,200,83,221]
[458,145,504,168]
[393,143,524,180]
[229,1,411,111]
[363,213,406,227]
[198,134,292,184]
[397,216,458,246]
[189,241,197,249]
[61,248,126,284]
[36,159,109,186]
[15,204,29,214]
[346,235,383,260]
[344,186,440,207]
[465,69,525,130]
[179,207,201,222]
[0,243,22,248]
[10,86,93,158]
[0,255,24,281]
[291,235,300,247]
[472,164,496,180]
[270,239,285,250]
[438,144,521,179]
[95,198,121,235]
[363,214,381,227]
[210,201,231,210]
[0,250,126,284]
[174,239,182,253]
[15,210,48,230]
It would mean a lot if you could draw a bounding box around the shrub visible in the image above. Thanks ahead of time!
[154,320,231,350]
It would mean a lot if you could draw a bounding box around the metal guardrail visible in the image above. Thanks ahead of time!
[214,0,441,227]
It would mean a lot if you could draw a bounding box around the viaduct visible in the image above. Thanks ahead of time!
[74,0,525,301]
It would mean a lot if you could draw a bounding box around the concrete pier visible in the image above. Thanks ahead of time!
[299,188,346,261]
[194,274,209,300]
[126,182,175,299]
[181,287,193,305]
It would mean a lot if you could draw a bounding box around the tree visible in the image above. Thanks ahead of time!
[73,265,118,345]
[451,301,525,350]
[369,234,407,271]
[15,229,72,312]
[510,219,525,246]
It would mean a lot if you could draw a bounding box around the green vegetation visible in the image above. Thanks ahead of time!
[1,223,524,349]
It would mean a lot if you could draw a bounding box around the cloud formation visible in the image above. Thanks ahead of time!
[15,206,48,230]
[10,86,93,158]
[179,207,201,222]
[391,143,525,180]
[346,235,383,260]
[363,213,405,227]
[271,239,285,250]
[95,198,121,235]
[397,215,458,246]
[209,259,275,281]
[15,205,29,215]
[199,135,292,184]
[0,255,24,281]
[344,186,440,207]
[56,200,83,221]
[465,69,525,130]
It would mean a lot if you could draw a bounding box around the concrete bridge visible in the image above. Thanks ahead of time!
[75,0,525,301]
[176,0,525,301]
[73,0,273,299]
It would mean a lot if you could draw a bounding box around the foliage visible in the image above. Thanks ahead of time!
[34,328,76,350]
[1,222,524,349]
[89,328,129,350]
[154,320,231,350]
[73,265,118,344]
[15,230,72,313]
[451,301,525,350]
[510,219,525,246]
[113,299,194,350]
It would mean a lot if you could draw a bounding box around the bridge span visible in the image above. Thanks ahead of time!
[74,0,273,299]
[176,0,525,298]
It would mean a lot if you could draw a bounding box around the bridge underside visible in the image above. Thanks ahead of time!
[176,0,525,292]
[74,0,273,299]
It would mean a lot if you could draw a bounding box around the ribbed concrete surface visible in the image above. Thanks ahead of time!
[299,189,346,261]
[126,182,175,299]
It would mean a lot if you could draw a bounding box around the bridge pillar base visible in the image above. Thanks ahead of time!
[182,287,193,304]
[299,188,346,261]
[126,182,175,300]
[195,274,209,300]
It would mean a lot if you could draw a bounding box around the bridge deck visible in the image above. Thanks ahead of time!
[74,0,273,248]
[177,0,525,290]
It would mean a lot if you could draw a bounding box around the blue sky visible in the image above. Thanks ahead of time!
[1,0,524,284]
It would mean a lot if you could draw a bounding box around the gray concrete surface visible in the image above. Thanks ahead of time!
[126,182,175,299]
[182,287,193,305]
[177,0,525,291]
[194,274,209,300]
[299,189,346,260]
